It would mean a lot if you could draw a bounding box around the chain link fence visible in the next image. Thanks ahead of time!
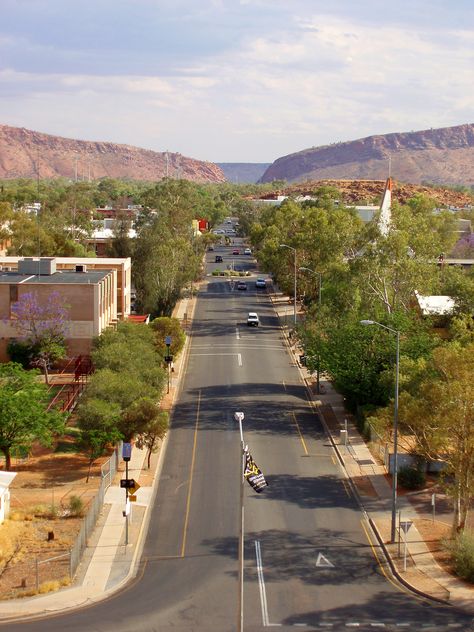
[69,442,121,578]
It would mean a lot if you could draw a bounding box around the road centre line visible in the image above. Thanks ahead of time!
[180,389,201,558]
[291,411,309,456]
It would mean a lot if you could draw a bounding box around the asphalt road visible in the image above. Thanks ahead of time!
[6,236,473,632]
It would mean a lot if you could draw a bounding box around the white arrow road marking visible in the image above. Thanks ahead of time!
[315,552,334,568]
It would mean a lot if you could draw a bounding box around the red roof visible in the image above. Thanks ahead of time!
[127,314,150,324]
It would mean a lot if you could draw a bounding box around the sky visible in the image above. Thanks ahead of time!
[1,0,474,163]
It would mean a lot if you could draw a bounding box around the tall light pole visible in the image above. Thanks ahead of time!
[279,244,297,326]
[299,267,322,394]
[234,412,245,632]
[360,320,400,544]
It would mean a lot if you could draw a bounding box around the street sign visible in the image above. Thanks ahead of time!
[129,481,141,495]
[129,495,137,502]
[400,520,413,534]
[122,442,132,462]
[120,478,136,489]
[165,335,172,346]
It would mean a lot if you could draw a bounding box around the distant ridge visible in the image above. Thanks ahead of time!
[0,124,226,182]
[259,123,474,186]
[217,163,271,184]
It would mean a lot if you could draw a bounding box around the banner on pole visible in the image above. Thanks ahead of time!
[244,446,268,493]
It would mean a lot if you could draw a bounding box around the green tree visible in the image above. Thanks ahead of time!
[135,408,169,469]
[0,363,65,470]
[149,317,186,357]
[392,344,474,533]
[121,397,168,453]
[77,398,122,482]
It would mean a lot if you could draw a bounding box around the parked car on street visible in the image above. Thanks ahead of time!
[244,248,252,255]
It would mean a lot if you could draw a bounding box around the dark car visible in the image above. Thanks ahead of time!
[237,281,247,291]
[215,255,223,263]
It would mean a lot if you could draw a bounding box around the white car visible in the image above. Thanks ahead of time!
[255,278,266,289]
[244,248,252,255]
[247,312,259,327]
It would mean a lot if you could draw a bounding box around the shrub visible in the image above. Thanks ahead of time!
[150,317,186,357]
[398,465,426,490]
[68,495,84,517]
[448,531,474,583]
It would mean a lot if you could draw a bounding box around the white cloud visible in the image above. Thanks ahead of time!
[0,4,473,161]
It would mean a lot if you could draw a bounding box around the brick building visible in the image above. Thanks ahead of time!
[0,257,121,360]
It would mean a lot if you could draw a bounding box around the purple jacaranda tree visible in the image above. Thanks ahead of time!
[9,291,70,384]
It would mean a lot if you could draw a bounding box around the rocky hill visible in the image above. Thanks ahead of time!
[0,124,226,183]
[258,179,473,208]
[260,124,474,186]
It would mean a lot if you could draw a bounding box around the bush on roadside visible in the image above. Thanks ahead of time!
[68,495,85,517]
[150,317,186,357]
[447,531,474,583]
[398,465,426,490]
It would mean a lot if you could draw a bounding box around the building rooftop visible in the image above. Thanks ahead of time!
[415,290,456,316]
[0,269,111,285]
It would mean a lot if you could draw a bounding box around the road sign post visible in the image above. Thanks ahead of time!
[399,518,413,572]
[165,336,172,393]
[122,443,132,546]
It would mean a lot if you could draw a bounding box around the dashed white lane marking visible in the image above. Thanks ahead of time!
[238,353,242,366]
[236,326,240,339]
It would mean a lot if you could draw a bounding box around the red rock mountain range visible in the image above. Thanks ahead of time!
[0,124,225,182]
[260,123,474,186]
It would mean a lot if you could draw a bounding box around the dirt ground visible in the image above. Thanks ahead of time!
[0,367,177,600]
[0,439,110,600]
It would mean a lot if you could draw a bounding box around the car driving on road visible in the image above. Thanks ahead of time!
[237,281,247,290]
[255,278,266,288]
[247,312,259,326]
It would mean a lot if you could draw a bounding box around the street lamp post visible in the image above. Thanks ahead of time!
[360,319,400,544]
[279,244,297,326]
[234,412,245,632]
[299,267,322,394]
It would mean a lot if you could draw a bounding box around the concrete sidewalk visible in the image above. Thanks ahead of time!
[269,290,474,613]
